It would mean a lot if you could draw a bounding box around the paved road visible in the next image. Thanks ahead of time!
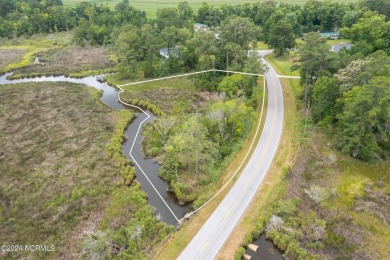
[178,50,284,259]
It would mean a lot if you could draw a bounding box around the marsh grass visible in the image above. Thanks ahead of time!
[0,82,172,259]
[0,82,118,258]
[9,46,116,79]
[0,32,72,74]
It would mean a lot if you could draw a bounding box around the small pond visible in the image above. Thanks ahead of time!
[244,234,284,260]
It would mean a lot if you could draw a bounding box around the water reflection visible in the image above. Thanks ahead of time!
[245,234,284,260]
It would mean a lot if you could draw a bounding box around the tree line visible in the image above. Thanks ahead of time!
[1,0,389,41]
[297,30,389,161]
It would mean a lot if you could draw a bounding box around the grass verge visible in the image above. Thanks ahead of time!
[265,52,300,76]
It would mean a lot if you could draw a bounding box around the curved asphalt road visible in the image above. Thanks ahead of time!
[178,50,284,259]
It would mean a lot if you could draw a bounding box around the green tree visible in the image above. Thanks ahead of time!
[360,0,390,20]
[162,116,217,184]
[189,30,219,69]
[298,32,335,105]
[160,26,179,58]
[244,51,266,74]
[268,20,295,56]
[140,24,162,77]
[113,25,142,75]
[312,76,340,124]
[219,16,260,69]
[342,11,390,55]
[218,74,246,98]
[196,2,221,27]
[335,77,390,161]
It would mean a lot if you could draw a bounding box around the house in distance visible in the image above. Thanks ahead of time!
[194,23,209,32]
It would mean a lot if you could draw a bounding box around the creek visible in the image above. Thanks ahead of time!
[0,72,191,225]
[244,233,284,259]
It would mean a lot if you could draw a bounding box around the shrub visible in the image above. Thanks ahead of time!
[266,215,284,232]
[304,185,330,205]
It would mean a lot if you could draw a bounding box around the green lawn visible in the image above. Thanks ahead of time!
[62,0,358,17]
[257,41,269,50]
[265,52,300,76]
[326,38,352,45]
[296,37,352,45]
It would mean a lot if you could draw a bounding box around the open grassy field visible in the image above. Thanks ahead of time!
[62,0,359,17]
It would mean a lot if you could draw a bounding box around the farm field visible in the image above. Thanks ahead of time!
[62,0,359,16]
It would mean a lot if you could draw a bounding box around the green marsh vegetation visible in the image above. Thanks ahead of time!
[0,83,172,259]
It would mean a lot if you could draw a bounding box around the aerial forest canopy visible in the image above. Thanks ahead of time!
[0,0,389,42]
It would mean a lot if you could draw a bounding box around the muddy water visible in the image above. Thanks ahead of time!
[245,234,284,259]
[0,73,191,225]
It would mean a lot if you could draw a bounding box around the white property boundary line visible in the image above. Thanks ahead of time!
[277,75,300,79]
[117,70,215,87]
[115,69,265,223]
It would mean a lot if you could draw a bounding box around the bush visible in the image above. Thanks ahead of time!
[272,199,300,217]
[304,185,330,205]
[266,215,284,232]
[171,182,197,203]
